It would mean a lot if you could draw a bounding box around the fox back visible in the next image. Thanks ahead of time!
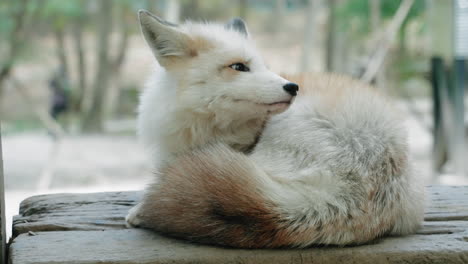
[129,11,424,248]
[133,73,424,248]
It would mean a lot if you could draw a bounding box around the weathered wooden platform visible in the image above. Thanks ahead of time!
[8,185,468,264]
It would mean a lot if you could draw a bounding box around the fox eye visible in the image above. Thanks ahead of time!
[229,63,250,72]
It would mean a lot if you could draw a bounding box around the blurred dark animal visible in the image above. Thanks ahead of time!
[49,66,69,120]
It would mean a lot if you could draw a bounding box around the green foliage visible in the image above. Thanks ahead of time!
[0,1,40,38]
[1,119,44,135]
[0,1,14,35]
[119,0,149,11]
[43,0,84,29]
[43,0,82,18]
[0,1,42,66]
[336,0,426,34]
[336,0,369,34]
[381,0,425,19]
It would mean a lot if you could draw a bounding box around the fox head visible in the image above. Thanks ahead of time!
[138,10,298,117]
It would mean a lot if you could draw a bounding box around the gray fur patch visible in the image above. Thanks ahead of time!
[225,18,248,37]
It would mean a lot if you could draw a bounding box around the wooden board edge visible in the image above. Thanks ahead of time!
[0,123,6,264]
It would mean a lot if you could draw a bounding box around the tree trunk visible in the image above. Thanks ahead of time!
[369,0,385,89]
[166,0,181,23]
[325,0,338,72]
[427,0,454,59]
[183,0,200,20]
[72,8,86,114]
[300,0,320,72]
[238,0,248,19]
[267,0,285,33]
[0,0,28,98]
[104,4,130,120]
[398,20,409,55]
[53,27,69,78]
[361,0,414,83]
[370,0,381,32]
[82,0,113,132]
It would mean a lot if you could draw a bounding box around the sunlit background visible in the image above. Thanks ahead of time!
[0,0,467,238]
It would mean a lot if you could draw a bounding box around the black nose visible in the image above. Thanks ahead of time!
[283,82,299,96]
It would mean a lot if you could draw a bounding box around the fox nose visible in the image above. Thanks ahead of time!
[283,82,299,96]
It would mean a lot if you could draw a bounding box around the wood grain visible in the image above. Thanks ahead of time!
[13,191,141,237]
[8,185,468,264]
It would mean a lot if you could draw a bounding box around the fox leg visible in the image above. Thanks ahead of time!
[125,202,144,228]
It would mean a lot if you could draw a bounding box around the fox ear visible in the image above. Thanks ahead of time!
[138,10,191,67]
[224,18,249,38]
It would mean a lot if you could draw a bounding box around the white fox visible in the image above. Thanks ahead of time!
[127,10,296,231]
[127,10,424,248]
[136,11,296,169]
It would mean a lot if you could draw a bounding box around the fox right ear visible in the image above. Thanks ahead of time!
[138,10,191,68]
[225,18,249,38]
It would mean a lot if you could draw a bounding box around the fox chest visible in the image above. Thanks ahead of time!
[171,122,264,154]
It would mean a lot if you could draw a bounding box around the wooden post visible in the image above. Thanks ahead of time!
[427,0,454,60]
[0,123,6,263]
[431,57,466,179]
[451,58,466,177]
[430,57,448,174]
[452,0,467,179]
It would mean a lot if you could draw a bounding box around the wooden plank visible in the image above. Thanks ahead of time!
[8,223,468,264]
[13,191,142,237]
[425,185,468,221]
[8,185,468,263]
[12,185,468,237]
[0,125,6,264]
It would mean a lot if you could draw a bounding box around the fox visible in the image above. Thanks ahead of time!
[126,10,297,229]
[136,11,297,168]
[126,10,424,248]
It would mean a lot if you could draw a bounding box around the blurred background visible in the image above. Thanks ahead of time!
[0,0,467,238]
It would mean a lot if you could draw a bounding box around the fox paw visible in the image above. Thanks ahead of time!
[125,203,143,228]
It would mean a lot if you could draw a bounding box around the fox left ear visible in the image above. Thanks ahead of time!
[138,10,193,68]
[225,18,249,38]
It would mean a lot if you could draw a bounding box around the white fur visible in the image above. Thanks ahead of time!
[137,12,292,168]
[246,77,424,246]
[127,11,294,225]
[128,12,424,247]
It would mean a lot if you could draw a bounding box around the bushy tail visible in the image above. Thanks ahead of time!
[134,144,421,248]
[135,144,294,248]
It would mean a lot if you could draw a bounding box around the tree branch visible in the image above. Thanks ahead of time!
[361,0,414,83]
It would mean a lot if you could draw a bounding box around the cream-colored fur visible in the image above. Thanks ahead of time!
[127,11,424,248]
[131,74,424,248]
[136,11,293,168]
[127,11,295,225]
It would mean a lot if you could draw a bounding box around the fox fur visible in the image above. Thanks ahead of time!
[127,10,424,248]
[136,11,293,169]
